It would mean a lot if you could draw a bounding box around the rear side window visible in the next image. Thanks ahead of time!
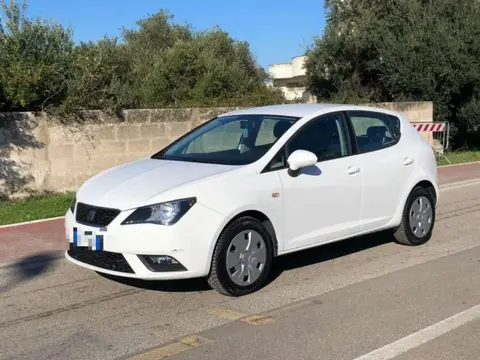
[385,115,401,140]
[347,111,401,153]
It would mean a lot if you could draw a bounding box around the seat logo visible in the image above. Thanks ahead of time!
[87,209,96,221]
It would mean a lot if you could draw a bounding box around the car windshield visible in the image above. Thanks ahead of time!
[152,114,299,165]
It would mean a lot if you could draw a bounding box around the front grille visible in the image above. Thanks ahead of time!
[68,248,134,273]
[76,202,120,227]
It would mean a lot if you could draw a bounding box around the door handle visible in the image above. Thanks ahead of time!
[347,166,360,175]
[404,157,414,166]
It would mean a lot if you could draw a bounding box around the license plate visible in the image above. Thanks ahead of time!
[70,227,104,251]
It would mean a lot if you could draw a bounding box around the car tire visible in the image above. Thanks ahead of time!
[207,216,274,296]
[394,186,436,246]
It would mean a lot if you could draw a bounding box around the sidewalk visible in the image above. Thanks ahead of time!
[437,162,480,184]
[0,218,65,264]
[1,162,480,264]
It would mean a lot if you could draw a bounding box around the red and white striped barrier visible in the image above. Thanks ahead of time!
[412,122,446,132]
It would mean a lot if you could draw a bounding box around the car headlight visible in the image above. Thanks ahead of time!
[121,197,196,226]
[70,194,76,213]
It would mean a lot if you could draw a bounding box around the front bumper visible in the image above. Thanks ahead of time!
[64,202,226,280]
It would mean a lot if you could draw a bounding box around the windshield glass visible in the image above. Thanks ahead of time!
[152,114,299,165]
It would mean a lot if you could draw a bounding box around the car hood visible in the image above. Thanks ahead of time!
[77,158,238,210]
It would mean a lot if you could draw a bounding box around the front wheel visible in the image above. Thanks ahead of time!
[207,216,274,296]
[394,186,436,246]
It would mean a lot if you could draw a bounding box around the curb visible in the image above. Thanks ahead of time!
[438,160,480,168]
[0,216,64,230]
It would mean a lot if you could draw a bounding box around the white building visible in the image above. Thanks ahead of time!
[267,55,316,103]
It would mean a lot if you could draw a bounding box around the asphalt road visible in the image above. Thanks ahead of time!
[0,181,479,360]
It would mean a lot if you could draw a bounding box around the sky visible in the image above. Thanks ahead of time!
[25,0,326,71]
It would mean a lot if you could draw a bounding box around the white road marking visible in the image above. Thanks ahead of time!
[0,216,64,229]
[353,304,480,360]
[437,160,480,168]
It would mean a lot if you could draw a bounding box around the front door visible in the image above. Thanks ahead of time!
[276,112,364,251]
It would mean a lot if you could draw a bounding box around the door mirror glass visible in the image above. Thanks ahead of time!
[287,150,317,176]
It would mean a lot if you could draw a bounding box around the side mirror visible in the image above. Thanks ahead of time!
[287,150,318,177]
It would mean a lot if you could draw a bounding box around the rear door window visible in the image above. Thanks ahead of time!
[347,111,401,153]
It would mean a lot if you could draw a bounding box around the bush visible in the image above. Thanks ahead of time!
[0,2,286,116]
[305,0,480,146]
[0,0,74,111]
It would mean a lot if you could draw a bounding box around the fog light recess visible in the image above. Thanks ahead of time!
[138,255,187,272]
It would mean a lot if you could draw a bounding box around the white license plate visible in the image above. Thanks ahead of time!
[71,227,105,251]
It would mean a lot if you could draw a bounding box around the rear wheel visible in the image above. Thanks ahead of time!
[394,186,436,246]
[207,216,273,296]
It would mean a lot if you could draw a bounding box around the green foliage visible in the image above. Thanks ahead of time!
[0,0,74,110]
[59,37,134,113]
[123,12,285,108]
[306,0,480,147]
[0,3,285,115]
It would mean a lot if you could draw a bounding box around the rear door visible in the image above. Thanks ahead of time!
[345,111,413,231]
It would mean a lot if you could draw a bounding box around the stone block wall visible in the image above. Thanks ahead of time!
[0,102,433,198]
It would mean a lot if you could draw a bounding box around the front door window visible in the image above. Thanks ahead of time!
[286,113,350,162]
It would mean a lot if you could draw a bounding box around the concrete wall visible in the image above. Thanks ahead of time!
[361,101,433,123]
[0,102,433,198]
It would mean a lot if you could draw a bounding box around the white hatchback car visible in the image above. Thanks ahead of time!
[65,104,439,296]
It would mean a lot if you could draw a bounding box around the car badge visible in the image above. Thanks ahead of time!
[87,209,96,221]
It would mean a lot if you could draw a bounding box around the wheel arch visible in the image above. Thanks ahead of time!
[206,208,280,277]
[390,177,438,229]
[219,210,279,257]
[413,180,437,206]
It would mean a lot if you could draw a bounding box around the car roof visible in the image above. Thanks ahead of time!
[218,103,400,119]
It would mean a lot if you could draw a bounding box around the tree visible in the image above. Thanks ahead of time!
[0,2,286,115]
[59,37,134,114]
[0,0,74,111]
[305,0,480,147]
[122,11,285,108]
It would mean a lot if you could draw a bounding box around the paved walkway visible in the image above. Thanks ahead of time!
[437,162,480,184]
[0,162,479,264]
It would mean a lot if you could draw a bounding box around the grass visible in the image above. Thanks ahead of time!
[437,151,480,166]
[0,192,74,226]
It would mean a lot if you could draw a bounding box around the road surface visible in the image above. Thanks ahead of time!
[0,180,479,360]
